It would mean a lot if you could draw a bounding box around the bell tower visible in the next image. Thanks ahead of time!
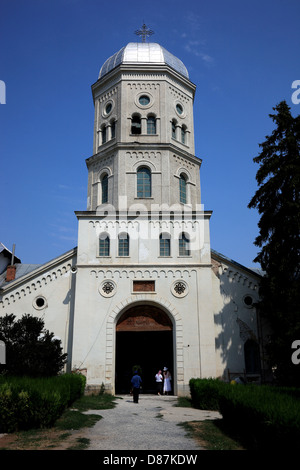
[86,36,200,212]
[73,28,216,395]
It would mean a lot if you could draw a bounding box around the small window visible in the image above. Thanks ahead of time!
[181,126,187,144]
[131,115,141,134]
[102,125,107,144]
[179,174,187,204]
[111,120,116,139]
[105,102,112,114]
[139,95,150,106]
[101,174,108,204]
[160,233,171,256]
[244,295,254,308]
[137,166,151,198]
[118,233,129,256]
[33,296,47,310]
[147,116,156,134]
[99,234,110,256]
[179,233,190,256]
[171,120,176,139]
[176,103,183,115]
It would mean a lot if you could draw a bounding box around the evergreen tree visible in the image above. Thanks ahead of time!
[0,313,67,377]
[248,101,300,385]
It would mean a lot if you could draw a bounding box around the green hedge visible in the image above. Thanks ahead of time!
[0,373,86,432]
[189,378,300,450]
[189,378,228,410]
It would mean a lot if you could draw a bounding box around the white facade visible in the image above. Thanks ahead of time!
[0,42,265,395]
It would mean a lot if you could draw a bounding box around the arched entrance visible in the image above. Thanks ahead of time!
[115,304,174,394]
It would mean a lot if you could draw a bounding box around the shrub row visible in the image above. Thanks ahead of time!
[189,378,300,450]
[0,373,86,432]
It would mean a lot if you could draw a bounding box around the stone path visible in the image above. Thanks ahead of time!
[83,394,221,450]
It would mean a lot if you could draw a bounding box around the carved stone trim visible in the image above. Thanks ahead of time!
[171,280,188,298]
[99,280,116,298]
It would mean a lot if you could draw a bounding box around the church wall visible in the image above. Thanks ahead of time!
[76,214,212,267]
[73,209,217,394]
[0,251,77,371]
[211,257,262,381]
[72,260,217,395]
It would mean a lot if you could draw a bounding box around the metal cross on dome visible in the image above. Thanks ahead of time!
[135,23,154,43]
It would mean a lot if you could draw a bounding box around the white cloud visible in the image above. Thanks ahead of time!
[184,41,214,64]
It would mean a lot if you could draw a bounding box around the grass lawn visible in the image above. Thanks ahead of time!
[0,394,245,450]
[0,393,117,450]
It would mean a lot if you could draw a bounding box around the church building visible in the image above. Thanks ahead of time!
[0,31,266,395]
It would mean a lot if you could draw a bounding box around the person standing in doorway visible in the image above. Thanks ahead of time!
[155,370,163,395]
[163,367,172,395]
[131,370,142,403]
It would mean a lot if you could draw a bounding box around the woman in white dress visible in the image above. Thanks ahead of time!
[163,367,172,394]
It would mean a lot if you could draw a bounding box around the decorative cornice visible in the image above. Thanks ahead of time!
[0,248,77,306]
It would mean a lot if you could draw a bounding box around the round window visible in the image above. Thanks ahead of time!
[105,102,112,114]
[139,95,150,106]
[176,103,183,115]
[33,296,47,310]
[244,295,253,307]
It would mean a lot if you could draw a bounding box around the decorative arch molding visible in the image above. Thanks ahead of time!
[174,166,192,181]
[0,262,74,309]
[131,158,157,173]
[97,166,113,181]
[104,296,184,388]
[89,267,197,279]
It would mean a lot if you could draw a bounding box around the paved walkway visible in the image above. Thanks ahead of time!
[83,394,221,450]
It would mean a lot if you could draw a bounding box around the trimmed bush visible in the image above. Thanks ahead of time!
[0,373,86,432]
[189,378,227,410]
[189,378,300,450]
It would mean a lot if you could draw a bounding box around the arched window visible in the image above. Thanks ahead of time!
[99,234,110,256]
[131,115,141,135]
[101,173,108,204]
[160,233,171,257]
[147,115,156,134]
[137,166,151,198]
[179,233,190,256]
[179,173,187,204]
[101,125,107,144]
[118,233,129,256]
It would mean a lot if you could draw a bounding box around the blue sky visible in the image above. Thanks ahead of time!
[1,0,299,268]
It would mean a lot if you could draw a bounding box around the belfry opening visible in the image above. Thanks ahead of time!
[115,304,174,394]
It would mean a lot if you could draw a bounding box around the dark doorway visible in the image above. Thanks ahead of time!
[115,330,173,394]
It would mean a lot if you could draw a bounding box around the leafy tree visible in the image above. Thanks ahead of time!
[0,313,67,377]
[248,101,300,385]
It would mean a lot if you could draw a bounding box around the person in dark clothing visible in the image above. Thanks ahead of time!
[131,370,142,403]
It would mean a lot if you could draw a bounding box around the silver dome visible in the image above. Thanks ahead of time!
[99,42,189,79]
